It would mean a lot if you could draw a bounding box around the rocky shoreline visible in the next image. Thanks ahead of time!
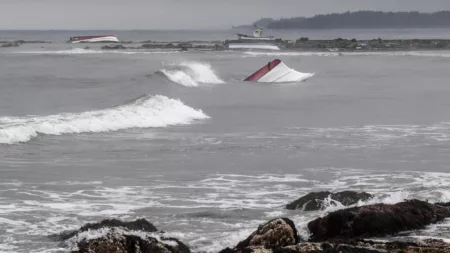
[3,38,450,52]
[50,192,450,253]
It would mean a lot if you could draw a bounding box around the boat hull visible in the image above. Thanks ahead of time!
[227,43,280,50]
[69,35,119,43]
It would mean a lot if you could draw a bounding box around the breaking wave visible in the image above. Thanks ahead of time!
[159,61,225,87]
[0,95,209,144]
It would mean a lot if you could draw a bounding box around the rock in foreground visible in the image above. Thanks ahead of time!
[58,218,190,253]
[280,239,450,253]
[308,199,450,241]
[221,216,450,252]
[286,191,372,211]
[220,218,300,253]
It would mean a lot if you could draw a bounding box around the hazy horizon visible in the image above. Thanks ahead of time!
[2,0,450,30]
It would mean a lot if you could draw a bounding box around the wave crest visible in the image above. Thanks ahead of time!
[0,95,209,144]
[159,61,225,87]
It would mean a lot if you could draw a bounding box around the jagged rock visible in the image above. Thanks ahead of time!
[219,218,300,253]
[1,42,20,47]
[223,239,450,253]
[307,199,450,241]
[54,218,157,241]
[286,191,372,211]
[101,44,126,50]
[71,229,190,253]
[56,218,189,253]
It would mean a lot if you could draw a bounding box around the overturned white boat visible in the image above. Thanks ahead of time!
[68,35,119,43]
[244,59,314,83]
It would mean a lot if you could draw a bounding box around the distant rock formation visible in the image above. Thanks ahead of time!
[286,191,372,211]
[101,44,127,50]
[1,42,20,47]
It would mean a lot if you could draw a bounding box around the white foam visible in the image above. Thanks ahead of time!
[0,95,209,144]
[159,61,225,87]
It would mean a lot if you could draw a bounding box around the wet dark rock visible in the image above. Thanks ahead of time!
[286,191,372,211]
[307,199,450,241]
[101,44,127,50]
[219,218,301,253]
[72,231,190,253]
[1,42,20,47]
[55,218,157,241]
[223,239,450,253]
[58,218,189,253]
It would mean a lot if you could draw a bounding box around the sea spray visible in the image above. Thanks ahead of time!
[160,61,225,87]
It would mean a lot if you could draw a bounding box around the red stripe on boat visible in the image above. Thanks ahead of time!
[244,59,281,81]
[72,35,115,40]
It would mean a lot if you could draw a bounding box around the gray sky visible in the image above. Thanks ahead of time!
[1,0,450,30]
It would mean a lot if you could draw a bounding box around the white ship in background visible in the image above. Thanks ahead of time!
[227,25,282,50]
[235,25,278,42]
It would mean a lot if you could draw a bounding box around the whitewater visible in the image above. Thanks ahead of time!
[2,29,450,253]
[159,61,225,87]
[0,95,208,144]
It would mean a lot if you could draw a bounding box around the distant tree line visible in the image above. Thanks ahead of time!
[260,11,450,29]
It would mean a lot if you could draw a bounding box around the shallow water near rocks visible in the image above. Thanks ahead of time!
[2,29,450,252]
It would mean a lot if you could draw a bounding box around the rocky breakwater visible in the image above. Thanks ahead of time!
[51,218,190,253]
[222,199,450,253]
[284,37,450,51]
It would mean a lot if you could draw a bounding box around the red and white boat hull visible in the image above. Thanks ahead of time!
[68,35,119,43]
[244,59,314,83]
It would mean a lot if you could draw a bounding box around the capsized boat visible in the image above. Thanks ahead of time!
[244,59,314,83]
[68,35,120,43]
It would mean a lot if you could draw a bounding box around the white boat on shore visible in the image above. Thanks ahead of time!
[227,43,280,50]
[68,35,120,43]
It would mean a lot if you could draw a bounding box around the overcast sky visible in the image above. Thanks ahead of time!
[1,0,450,30]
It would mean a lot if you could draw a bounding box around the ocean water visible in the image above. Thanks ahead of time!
[2,29,450,252]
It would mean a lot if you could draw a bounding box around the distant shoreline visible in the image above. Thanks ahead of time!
[237,11,450,30]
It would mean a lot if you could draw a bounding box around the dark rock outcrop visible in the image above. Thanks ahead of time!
[72,231,190,253]
[53,218,157,241]
[52,218,189,253]
[101,44,127,50]
[307,199,450,241]
[286,191,372,211]
[1,42,20,47]
[220,218,301,253]
[223,239,450,253]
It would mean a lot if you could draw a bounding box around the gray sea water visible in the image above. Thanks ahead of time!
[2,29,450,252]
